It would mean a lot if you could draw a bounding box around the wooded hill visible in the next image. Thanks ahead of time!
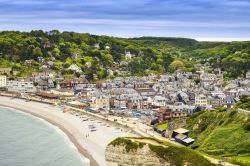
[0,30,249,80]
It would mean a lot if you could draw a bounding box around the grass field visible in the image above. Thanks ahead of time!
[155,122,169,130]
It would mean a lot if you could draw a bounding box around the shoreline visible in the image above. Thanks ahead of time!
[0,104,98,166]
[0,96,131,166]
[0,105,90,165]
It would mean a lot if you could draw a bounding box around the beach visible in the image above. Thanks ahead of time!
[0,96,134,166]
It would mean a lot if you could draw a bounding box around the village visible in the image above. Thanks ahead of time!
[0,64,250,146]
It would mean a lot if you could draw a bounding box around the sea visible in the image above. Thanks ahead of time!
[0,107,89,166]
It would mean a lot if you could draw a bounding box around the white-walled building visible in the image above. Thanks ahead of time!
[152,95,168,107]
[89,91,110,109]
[0,75,7,87]
[246,71,250,79]
[7,80,36,93]
[195,94,208,107]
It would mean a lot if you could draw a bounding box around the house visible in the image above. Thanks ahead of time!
[43,41,52,48]
[171,128,195,146]
[223,95,237,109]
[0,68,11,75]
[47,61,54,67]
[0,75,7,87]
[127,95,143,109]
[107,69,114,76]
[157,106,172,122]
[85,62,92,68]
[24,60,32,65]
[36,80,49,90]
[246,71,250,80]
[134,82,150,89]
[172,128,189,137]
[50,89,75,98]
[125,51,133,59]
[59,78,88,89]
[171,111,187,118]
[93,43,100,49]
[72,53,80,59]
[168,102,195,115]
[37,57,44,63]
[7,80,36,93]
[208,96,223,108]
[69,64,82,73]
[200,71,217,87]
[177,92,189,104]
[113,94,128,109]
[112,62,119,68]
[152,95,168,107]
[136,88,156,97]
[195,94,208,107]
[12,70,20,76]
[40,65,48,70]
[105,45,111,50]
[90,92,110,110]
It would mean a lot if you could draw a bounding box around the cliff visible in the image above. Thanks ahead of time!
[105,137,214,166]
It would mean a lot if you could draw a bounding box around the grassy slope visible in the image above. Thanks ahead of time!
[186,110,250,165]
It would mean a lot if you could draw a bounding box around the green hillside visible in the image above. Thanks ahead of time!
[186,110,250,165]
[0,30,249,80]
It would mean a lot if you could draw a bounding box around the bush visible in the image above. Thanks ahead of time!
[229,110,237,117]
[243,122,250,131]
[218,107,227,112]
[110,138,145,152]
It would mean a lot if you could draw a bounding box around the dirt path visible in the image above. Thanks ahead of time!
[129,138,165,147]
[204,156,239,166]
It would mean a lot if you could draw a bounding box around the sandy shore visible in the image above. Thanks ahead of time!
[0,96,133,166]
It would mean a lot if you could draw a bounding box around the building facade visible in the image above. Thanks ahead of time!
[0,75,7,87]
[7,80,36,93]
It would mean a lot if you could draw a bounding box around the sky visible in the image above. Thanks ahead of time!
[0,0,250,41]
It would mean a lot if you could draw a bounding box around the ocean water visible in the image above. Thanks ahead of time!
[0,107,89,166]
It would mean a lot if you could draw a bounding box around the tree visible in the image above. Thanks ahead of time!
[101,53,113,66]
[32,47,43,58]
[169,60,184,72]
[51,47,61,58]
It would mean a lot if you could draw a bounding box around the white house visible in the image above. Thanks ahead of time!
[7,80,36,93]
[246,71,250,79]
[195,94,208,107]
[152,95,168,107]
[0,75,7,87]
[105,45,110,50]
[90,91,110,109]
[69,64,82,73]
[125,51,133,59]
[114,94,128,109]
[93,43,100,49]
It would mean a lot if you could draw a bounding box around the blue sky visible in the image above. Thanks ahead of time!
[0,0,250,41]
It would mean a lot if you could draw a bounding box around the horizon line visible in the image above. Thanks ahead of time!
[0,29,250,42]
